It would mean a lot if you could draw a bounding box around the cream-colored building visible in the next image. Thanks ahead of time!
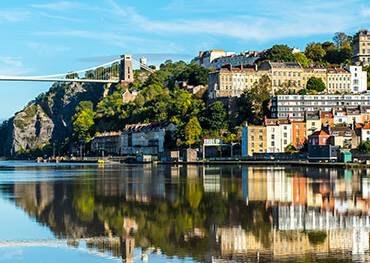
[327,68,351,94]
[302,68,328,88]
[259,61,304,93]
[352,29,370,65]
[245,125,267,156]
[208,66,265,99]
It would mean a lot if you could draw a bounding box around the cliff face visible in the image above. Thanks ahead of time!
[0,82,105,156]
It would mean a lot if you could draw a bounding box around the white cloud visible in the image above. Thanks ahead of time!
[361,7,370,17]
[0,10,29,22]
[27,42,71,55]
[107,0,370,42]
[31,1,81,11]
[34,29,184,53]
[0,57,33,76]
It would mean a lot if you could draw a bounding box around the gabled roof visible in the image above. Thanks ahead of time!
[311,130,330,137]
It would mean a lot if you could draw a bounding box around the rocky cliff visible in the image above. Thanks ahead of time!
[0,82,105,156]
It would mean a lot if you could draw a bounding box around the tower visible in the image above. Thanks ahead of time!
[120,236,135,263]
[119,54,134,83]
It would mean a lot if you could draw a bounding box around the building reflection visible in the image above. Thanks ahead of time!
[5,165,370,262]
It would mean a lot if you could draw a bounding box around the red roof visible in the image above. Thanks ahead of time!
[311,130,330,136]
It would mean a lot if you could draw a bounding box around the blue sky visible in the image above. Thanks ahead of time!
[0,0,369,119]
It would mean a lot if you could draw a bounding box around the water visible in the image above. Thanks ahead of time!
[0,162,370,263]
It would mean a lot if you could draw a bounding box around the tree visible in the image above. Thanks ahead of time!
[358,141,370,153]
[294,52,312,68]
[184,116,202,146]
[263,45,295,62]
[203,101,227,132]
[304,43,326,62]
[324,46,351,65]
[285,144,298,154]
[306,77,326,93]
[237,75,271,124]
[72,101,95,143]
[333,32,351,47]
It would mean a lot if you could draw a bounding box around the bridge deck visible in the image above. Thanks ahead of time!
[0,77,119,83]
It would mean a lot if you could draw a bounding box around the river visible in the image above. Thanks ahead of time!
[0,162,369,262]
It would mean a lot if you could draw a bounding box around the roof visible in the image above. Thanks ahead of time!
[123,122,175,132]
[94,131,121,138]
[311,130,330,136]
[327,68,350,74]
[331,127,355,136]
[269,61,302,69]
[264,118,290,126]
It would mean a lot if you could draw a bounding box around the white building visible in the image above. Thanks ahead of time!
[211,51,261,69]
[271,94,370,120]
[347,66,368,93]
[195,50,235,68]
[360,123,370,142]
[120,123,176,156]
[265,119,292,153]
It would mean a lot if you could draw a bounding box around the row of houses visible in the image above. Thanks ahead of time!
[91,123,176,157]
[241,109,370,156]
[208,62,367,98]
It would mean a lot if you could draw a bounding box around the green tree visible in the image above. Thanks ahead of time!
[333,32,352,47]
[184,116,202,146]
[263,45,295,62]
[203,101,227,132]
[72,101,95,143]
[304,43,326,62]
[358,141,370,153]
[306,77,326,93]
[285,144,298,154]
[237,75,271,124]
[293,52,312,68]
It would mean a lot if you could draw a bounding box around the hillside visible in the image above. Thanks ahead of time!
[0,82,105,156]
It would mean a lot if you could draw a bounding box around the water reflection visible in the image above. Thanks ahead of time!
[1,164,370,262]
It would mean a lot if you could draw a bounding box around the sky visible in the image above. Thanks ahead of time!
[0,0,369,119]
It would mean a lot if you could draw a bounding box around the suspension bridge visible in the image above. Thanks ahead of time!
[0,54,154,84]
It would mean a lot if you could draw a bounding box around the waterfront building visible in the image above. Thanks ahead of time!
[305,113,321,136]
[331,126,359,149]
[120,123,176,156]
[352,29,370,65]
[243,124,267,156]
[291,121,306,148]
[271,94,370,120]
[265,118,292,153]
[307,129,338,161]
[91,132,121,155]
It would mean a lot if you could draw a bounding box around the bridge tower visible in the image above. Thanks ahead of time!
[119,54,134,84]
